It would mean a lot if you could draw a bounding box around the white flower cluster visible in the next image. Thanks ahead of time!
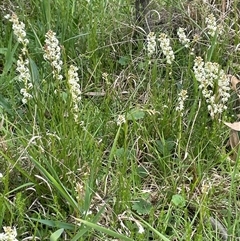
[75,182,84,201]
[7,13,32,104]
[177,28,190,48]
[67,65,81,122]
[116,115,126,126]
[43,30,63,81]
[201,179,212,195]
[16,56,33,104]
[0,226,18,241]
[158,33,175,64]
[146,32,156,57]
[7,13,29,50]
[205,13,222,37]
[193,56,230,118]
[176,90,188,116]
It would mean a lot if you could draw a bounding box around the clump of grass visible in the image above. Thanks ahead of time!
[0,0,240,240]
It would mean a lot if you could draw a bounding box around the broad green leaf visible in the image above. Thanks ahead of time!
[115,147,125,158]
[171,194,186,208]
[132,199,152,215]
[118,56,130,66]
[0,94,14,115]
[127,109,145,121]
[137,166,148,178]
[115,148,131,159]
[156,139,175,155]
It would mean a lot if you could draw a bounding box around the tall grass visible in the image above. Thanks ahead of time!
[0,0,240,240]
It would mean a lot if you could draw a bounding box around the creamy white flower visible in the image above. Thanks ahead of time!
[68,65,81,122]
[176,90,188,116]
[0,226,18,241]
[16,55,32,104]
[193,57,230,118]
[116,115,126,126]
[43,30,63,81]
[4,14,11,19]
[205,13,223,37]
[177,28,190,48]
[9,13,28,49]
[20,89,33,104]
[205,13,217,37]
[201,179,212,195]
[158,33,175,64]
[146,32,156,57]
[8,13,32,104]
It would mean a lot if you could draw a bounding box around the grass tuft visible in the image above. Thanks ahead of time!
[0,0,240,240]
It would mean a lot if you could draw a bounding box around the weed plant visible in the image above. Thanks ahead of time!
[0,0,240,240]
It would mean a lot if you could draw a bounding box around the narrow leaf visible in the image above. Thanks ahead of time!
[73,218,134,241]
[30,218,75,230]
[71,204,106,241]
[3,37,18,75]
[132,213,171,241]
[50,228,64,241]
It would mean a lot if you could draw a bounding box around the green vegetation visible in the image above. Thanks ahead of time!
[0,0,240,240]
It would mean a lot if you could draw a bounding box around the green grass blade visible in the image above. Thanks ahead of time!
[2,35,18,75]
[50,228,64,241]
[30,218,75,230]
[71,204,106,240]
[29,156,78,210]
[73,218,134,241]
[132,213,171,241]
[6,182,35,195]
